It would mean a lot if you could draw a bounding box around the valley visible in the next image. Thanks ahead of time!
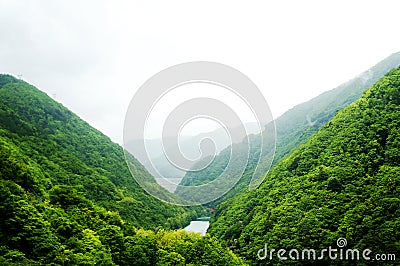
[1,52,400,265]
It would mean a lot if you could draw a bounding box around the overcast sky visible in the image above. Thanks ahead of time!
[1,0,400,144]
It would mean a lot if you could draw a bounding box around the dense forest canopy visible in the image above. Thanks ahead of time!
[208,66,400,265]
[0,74,243,265]
[1,53,399,265]
[178,51,400,209]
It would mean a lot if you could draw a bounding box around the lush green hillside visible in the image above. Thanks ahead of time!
[0,74,203,229]
[208,67,400,265]
[0,170,242,265]
[177,51,400,208]
[273,51,400,162]
[176,133,264,204]
[129,122,260,181]
[0,75,246,265]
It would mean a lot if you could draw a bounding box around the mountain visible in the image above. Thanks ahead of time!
[208,66,400,264]
[0,74,201,230]
[273,51,400,162]
[177,51,400,207]
[127,122,261,191]
[0,74,244,265]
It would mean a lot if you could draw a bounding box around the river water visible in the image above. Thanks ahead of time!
[183,218,210,236]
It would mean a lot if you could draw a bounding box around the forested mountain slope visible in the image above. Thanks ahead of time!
[208,66,400,265]
[129,122,260,181]
[0,74,201,229]
[273,51,400,162]
[0,74,243,265]
[178,51,400,208]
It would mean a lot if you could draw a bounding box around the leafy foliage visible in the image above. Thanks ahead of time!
[178,51,400,209]
[0,77,202,229]
[208,67,400,265]
[0,75,243,265]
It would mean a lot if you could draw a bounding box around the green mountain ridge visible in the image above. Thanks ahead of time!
[274,51,400,161]
[0,75,245,265]
[208,66,400,265]
[2,52,399,265]
[177,51,400,208]
[0,74,198,229]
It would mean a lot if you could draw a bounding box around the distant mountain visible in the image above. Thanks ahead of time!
[126,122,261,185]
[177,51,400,206]
[208,65,400,265]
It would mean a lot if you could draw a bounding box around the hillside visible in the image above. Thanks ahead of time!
[127,122,261,183]
[0,74,245,265]
[177,51,400,207]
[208,66,400,265]
[0,74,203,229]
[273,51,400,162]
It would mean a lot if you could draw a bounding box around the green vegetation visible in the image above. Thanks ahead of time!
[176,133,263,205]
[208,67,400,265]
[2,52,399,265]
[0,74,243,265]
[0,74,201,229]
[177,51,400,209]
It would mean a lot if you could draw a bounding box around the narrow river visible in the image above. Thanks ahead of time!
[183,217,210,236]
